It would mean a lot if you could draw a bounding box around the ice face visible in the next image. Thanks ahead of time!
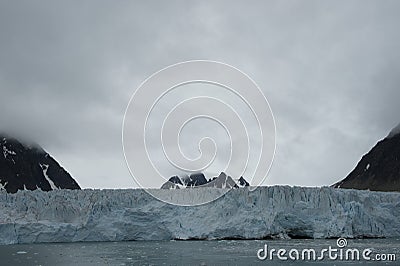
[0,186,399,244]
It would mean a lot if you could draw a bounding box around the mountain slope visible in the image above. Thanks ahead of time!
[333,125,400,191]
[0,135,80,193]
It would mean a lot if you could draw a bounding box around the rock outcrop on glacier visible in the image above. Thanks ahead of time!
[161,175,183,189]
[205,172,238,188]
[333,123,400,192]
[238,176,250,187]
[0,135,80,193]
[161,172,249,189]
[185,173,208,187]
[0,186,399,244]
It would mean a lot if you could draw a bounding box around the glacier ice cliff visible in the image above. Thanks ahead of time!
[0,186,399,244]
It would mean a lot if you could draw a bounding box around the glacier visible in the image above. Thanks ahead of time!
[0,186,399,245]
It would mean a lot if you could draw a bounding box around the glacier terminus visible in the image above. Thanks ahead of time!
[0,186,399,245]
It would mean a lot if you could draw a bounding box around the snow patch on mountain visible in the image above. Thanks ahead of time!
[40,164,59,190]
[2,145,16,159]
[0,186,399,244]
[0,180,7,190]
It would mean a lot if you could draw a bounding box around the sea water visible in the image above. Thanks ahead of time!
[0,239,398,265]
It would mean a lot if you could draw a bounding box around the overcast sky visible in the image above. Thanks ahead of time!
[1,1,399,189]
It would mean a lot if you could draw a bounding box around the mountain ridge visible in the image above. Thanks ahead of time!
[0,134,80,193]
[332,124,400,191]
[161,172,250,189]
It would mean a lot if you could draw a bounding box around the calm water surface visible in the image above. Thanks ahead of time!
[0,239,398,265]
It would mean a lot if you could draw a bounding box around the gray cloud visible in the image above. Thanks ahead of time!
[0,0,399,188]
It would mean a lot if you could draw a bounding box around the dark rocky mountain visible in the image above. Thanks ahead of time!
[238,176,250,187]
[332,124,400,192]
[160,175,182,189]
[185,173,208,187]
[0,134,81,193]
[205,172,238,188]
[161,173,208,189]
[161,172,250,189]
